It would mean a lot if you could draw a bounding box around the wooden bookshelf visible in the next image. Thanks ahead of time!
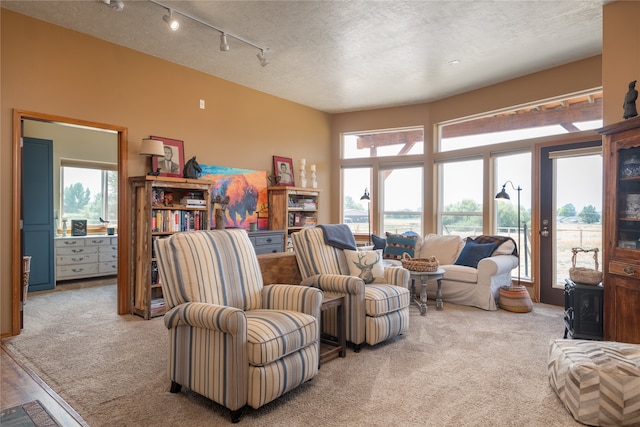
[268,186,320,250]
[129,176,214,319]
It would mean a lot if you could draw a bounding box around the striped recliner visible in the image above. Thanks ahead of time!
[154,229,323,423]
[291,227,410,350]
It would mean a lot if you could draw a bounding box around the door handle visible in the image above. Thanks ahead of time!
[540,219,550,238]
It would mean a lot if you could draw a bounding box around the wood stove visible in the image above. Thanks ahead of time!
[563,278,603,340]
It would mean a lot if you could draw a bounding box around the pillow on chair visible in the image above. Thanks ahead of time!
[383,232,419,260]
[344,249,385,284]
[454,238,497,269]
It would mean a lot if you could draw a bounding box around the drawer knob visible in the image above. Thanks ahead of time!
[266,238,272,243]
[623,266,635,275]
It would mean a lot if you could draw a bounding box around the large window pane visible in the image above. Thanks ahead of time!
[381,166,422,235]
[439,159,482,237]
[342,167,372,236]
[61,165,118,225]
[342,128,424,159]
[495,152,532,279]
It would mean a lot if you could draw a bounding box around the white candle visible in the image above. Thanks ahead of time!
[310,164,316,172]
[300,158,306,166]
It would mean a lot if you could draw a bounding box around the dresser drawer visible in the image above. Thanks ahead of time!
[55,238,85,248]
[99,252,118,262]
[56,246,98,256]
[57,263,99,278]
[609,260,640,279]
[57,253,99,265]
[86,237,111,246]
[99,245,118,254]
[99,261,118,274]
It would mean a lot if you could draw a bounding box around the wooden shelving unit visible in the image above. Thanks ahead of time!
[268,186,320,249]
[129,176,214,319]
[599,115,640,344]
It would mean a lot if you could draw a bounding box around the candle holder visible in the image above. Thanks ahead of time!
[299,159,307,188]
[310,164,317,188]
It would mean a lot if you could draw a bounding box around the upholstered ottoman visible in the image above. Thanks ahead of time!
[547,339,640,426]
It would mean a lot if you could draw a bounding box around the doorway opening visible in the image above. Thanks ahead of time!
[11,110,129,336]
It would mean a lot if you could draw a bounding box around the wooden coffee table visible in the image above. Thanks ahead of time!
[319,292,346,366]
[409,268,445,315]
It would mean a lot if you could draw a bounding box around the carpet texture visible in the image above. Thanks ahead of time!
[4,282,582,426]
[0,400,60,427]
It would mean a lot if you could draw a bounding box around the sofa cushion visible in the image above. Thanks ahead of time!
[344,249,385,284]
[418,234,464,265]
[473,235,518,256]
[441,264,478,283]
[493,239,516,255]
[454,238,498,269]
[372,234,387,250]
[246,309,318,366]
[383,232,418,260]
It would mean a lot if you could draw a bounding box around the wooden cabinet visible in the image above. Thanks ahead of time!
[129,176,214,319]
[247,230,285,254]
[268,187,320,248]
[599,115,640,344]
[55,236,118,281]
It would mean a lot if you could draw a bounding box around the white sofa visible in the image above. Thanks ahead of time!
[383,234,518,311]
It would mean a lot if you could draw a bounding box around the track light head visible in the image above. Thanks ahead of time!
[99,0,124,11]
[220,33,230,51]
[257,49,269,67]
[163,10,180,31]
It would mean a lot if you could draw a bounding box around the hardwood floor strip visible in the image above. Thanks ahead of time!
[1,343,87,427]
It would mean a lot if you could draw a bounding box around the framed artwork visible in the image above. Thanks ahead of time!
[200,164,269,230]
[273,156,295,186]
[71,219,87,236]
[151,136,184,178]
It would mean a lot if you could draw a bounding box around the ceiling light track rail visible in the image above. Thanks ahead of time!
[147,0,269,66]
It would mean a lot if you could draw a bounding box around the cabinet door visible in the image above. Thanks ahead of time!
[605,274,640,343]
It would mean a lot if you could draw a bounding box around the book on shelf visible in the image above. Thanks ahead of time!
[179,197,206,207]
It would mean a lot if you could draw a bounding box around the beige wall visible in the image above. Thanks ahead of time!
[1,9,331,335]
[602,1,640,125]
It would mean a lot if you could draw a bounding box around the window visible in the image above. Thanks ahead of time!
[381,166,423,235]
[61,161,118,226]
[342,128,424,159]
[438,159,483,237]
[340,127,424,241]
[494,152,532,279]
[342,167,372,236]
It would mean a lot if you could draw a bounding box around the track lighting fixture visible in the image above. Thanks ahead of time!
[220,33,230,52]
[148,0,269,67]
[99,0,124,11]
[257,49,269,67]
[163,10,180,31]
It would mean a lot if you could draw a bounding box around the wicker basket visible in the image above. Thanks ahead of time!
[401,253,439,272]
[569,247,603,285]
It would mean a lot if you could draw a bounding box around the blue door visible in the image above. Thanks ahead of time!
[23,137,55,292]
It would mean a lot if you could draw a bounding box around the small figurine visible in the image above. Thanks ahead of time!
[623,80,638,119]
[183,156,202,179]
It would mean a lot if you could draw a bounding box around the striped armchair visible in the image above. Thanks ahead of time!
[154,229,322,423]
[292,227,410,351]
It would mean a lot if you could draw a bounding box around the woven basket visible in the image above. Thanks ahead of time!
[401,253,439,272]
[569,247,603,285]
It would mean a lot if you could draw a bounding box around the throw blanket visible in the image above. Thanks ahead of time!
[318,224,357,250]
[473,235,519,256]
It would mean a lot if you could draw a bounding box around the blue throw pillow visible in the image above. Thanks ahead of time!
[454,238,498,268]
[372,234,386,250]
[383,232,418,260]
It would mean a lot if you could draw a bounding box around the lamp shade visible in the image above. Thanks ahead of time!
[360,188,370,201]
[140,138,165,157]
[495,186,510,200]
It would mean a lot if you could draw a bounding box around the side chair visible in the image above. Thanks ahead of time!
[154,229,323,423]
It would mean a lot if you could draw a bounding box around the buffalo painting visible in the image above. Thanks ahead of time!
[200,165,268,230]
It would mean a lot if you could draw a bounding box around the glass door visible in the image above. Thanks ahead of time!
[539,141,603,305]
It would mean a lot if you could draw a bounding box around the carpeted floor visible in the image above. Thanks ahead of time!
[0,400,60,427]
[3,282,581,426]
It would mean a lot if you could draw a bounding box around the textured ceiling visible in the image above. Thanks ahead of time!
[1,0,606,113]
